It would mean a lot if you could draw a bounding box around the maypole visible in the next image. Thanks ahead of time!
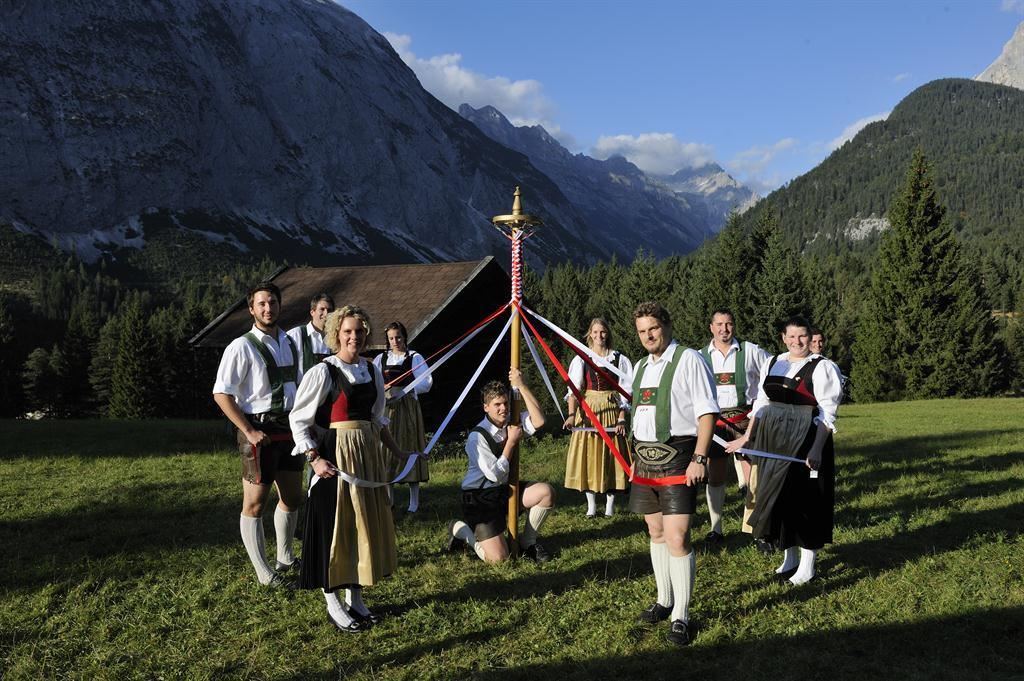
[491,187,541,554]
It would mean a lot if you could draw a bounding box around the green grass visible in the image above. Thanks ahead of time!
[2,398,1024,680]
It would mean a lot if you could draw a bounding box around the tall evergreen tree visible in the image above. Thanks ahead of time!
[108,296,157,419]
[852,149,999,401]
[21,345,64,414]
[748,213,810,349]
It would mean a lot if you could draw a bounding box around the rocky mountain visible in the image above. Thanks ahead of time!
[0,0,626,278]
[977,21,1024,91]
[459,104,756,258]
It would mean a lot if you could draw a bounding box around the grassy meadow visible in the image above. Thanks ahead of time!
[2,399,1023,680]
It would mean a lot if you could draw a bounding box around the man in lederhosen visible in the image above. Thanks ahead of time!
[699,309,771,550]
[287,292,335,376]
[630,301,719,646]
[213,282,304,588]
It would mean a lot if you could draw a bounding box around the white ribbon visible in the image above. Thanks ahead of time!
[320,314,514,489]
[520,305,631,383]
[387,310,505,402]
[713,435,807,464]
[521,318,566,421]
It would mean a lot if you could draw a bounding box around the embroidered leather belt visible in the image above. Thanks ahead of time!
[633,440,681,466]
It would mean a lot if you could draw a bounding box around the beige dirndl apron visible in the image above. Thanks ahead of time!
[564,389,630,493]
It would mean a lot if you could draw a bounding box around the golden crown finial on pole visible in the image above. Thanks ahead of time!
[492,186,542,231]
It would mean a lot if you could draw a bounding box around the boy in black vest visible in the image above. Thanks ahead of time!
[444,368,554,563]
[213,282,304,588]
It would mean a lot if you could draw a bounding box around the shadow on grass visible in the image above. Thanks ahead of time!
[459,605,1024,681]
[0,480,239,590]
[2,419,232,460]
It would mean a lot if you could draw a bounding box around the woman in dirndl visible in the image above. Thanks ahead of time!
[289,305,413,632]
[562,318,633,517]
[726,315,843,585]
[373,321,432,513]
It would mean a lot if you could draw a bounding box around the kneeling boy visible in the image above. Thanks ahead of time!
[445,368,554,562]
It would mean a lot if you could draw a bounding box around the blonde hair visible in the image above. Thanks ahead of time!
[584,317,611,349]
[324,305,371,353]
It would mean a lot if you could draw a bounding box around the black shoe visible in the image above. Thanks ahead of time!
[444,520,466,553]
[665,619,692,646]
[349,608,383,627]
[265,572,295,591]
[522,542,551,563]
[637,603,672,625]
[772,568,797,583]
[704,530,725,549]
[327,608,369,633]
[275,558,301,573]
[738,485,749,497]
[755,538,774,556]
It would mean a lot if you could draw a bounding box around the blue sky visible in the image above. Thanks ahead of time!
[344,0,1023,195]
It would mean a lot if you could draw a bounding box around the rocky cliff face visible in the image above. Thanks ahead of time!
[977,21,1024,91]
[0,0,605,266]
[459,104,757,258]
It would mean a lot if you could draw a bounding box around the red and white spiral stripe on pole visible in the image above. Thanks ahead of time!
[510,231,524,304]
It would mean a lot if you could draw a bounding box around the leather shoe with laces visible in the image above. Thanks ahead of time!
[637,603,672,625]
[522,542,551,563]
[665,619,692,646]
[444,520,466,553]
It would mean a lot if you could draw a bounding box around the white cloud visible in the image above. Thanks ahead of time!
[728,138,798,176]
[1001,0,1024,14]
[892,72,910,83]
[590,133,715,175]
[384,32,563,137]
[828,112,890,150]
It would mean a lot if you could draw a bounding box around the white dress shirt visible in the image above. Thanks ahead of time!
[750,353,843,432]
[461,411,537,489]
[289,356,388,455]
[212,325,298,414]
[565,350,633,409]
[702,339,772,409]
[373,350,433,397]
[632,342,719,441]
[286,322,331,370]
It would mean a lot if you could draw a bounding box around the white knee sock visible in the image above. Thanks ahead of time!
[522,506,551,547]
[789,548,817,585]
[668,551,695,624]
[240,514,275,585]
[604,493,615,516]
[650,541,673,608]
[585,491,597,516]
[274,507,298,567]
[345,587,370,616]
[407,483,420,512]
[324,589,356,626]
[453,520,487,561]
[776,546,799,574]
[707,484,725,534]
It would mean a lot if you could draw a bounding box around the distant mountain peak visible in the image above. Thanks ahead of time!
[976,21,1024,90]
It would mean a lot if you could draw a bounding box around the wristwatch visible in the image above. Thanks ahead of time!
[692,454,708,465]
[304,449,320,463]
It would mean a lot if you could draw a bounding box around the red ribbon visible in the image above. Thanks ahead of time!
[514,302,687,487]
[383,302,510,389]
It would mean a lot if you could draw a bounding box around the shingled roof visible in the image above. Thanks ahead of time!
[190,257,510,350]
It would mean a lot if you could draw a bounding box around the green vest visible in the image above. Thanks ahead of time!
[631,345,687,443]
[700,340,747,407]
[243,331,299,416]
[299,325,330,375]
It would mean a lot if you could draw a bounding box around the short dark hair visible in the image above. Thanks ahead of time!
[247,282,281,307]
[710,308,735,323]
[309,292,335,310]
[480,380,508,405]
[781,315,812,335]
[633,301,671,328]
[809,327,823,338]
